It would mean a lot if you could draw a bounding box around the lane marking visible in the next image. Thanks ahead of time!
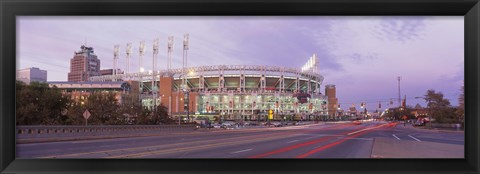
[392,134,401,140]
[347,123,392,135]
[286,140,299,143]
[39,123,354,158]
[231,149,253,154]
[249,125,366,158]
[296,123,396,158]
[339,137,373,141]
[408,135,421,142]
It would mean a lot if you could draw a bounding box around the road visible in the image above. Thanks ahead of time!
[16,121,464,158]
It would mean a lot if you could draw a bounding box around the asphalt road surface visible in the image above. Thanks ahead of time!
[17,121,464,158]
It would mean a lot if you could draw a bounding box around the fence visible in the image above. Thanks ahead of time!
[17,125,197,139]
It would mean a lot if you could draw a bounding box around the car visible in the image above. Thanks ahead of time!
[413,121,424,126]
[221,121,234,127]
[353,120,362,125]
[294,121,306,125]
[272,122,282,127]
[211,124,222,128]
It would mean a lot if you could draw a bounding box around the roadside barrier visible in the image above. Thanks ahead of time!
[16,125,197,139]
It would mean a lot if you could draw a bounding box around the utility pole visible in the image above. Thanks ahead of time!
[397,76,401,108]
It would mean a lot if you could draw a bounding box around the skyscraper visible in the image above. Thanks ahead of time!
[68,45,101,82]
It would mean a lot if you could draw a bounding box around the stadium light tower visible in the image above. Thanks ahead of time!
[139,41,146,92]
[183,33,189,81]
[113,45,120,79]
[152,38,160,110]
[182,33,190,122]
[139,41,146,73]
[126,43,132,76]
[168,36,174,70]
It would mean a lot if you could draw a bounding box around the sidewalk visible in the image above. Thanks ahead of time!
[371,137,464,158]
[408,124,464,133]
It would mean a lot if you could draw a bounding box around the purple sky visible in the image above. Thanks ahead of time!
[17,16,464,108]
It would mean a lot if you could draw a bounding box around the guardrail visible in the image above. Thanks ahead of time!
[17,125,197,139]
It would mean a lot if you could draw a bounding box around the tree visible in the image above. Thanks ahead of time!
[119,94,143,124]
[85,92,121,125]
[152,104,174,124]
[64,100,85,125]
[423,90,456,123]
[136,107,153,124]
[16,81,70,125]
[456,84,465,126]
[134,104,172,125]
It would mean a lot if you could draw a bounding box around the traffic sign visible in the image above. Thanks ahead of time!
[83,109,91,126]
[83,109,91,120]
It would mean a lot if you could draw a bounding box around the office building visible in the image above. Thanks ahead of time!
[68,45,101,82]
[16,67,47,84]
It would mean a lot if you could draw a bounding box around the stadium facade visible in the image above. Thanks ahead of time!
[89,64,337,121]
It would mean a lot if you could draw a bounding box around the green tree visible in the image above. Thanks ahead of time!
[423,90,456,123]
[136,104,173,125]
[65,100,86,125]
[136,107,153,124]
[85,92,121,125]
[16,81,70,125]
[119,94,143,124]
[456,84,465,124]
[152,104,174,124]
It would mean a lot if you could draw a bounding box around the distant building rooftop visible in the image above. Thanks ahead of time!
[48,81,130,90]
[48,81,126,85]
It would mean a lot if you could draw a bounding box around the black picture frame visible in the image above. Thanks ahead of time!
[1,0,479,173]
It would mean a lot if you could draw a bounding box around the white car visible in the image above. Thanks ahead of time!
[222,122,234,127]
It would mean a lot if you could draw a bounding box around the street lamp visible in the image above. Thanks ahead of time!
[178,72,194,123]
[415,96,432,129]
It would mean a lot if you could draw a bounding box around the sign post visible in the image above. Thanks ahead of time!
[83,109,91,126]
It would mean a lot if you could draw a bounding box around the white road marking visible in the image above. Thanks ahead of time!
[286,140,299,143]
[408,135,421,142]
[340,137,374,141]
[231,149,253,154]
[392,134,401,140]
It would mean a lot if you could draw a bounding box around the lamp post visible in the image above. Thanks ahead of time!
[180,76,190,123]
[415,96,432,129]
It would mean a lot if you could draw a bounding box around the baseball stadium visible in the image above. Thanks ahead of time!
[89,63,338,122]
[83,35,338,122]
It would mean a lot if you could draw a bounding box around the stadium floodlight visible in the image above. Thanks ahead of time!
[153,38,159,54]
[139,41,146,72]
[125,43,132,75]
[113,45,120,76]
[168,36,174,52]
[168,36,174,70]
[114,45,120,57]
[139,41,146,56]
[183,33,189,50]
[126,43,133,55]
